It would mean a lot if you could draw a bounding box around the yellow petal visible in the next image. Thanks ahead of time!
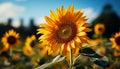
[67,44,71,52]
[77,32,86,36]
[61,6,66,16]
[83,28,92,32]
[80,38,88,43]
[71,40,75,48]
[78,27,85,32]
[75,37,82,43]
[50,10,57,20]
[44,16,56,25]
[74,11,82,22]
[110,38,114,41]
[82,23,91,27]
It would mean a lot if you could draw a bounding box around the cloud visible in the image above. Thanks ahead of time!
[0,2,25,19]
[83,8,98,23]
[0,2,25,27]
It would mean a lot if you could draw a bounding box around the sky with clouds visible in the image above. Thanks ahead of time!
[0,0,120,27]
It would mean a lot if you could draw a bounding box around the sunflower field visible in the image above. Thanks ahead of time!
[0,1,120,69]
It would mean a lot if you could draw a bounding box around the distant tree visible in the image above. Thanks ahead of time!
[0,23,5,37]
[27,18,38,37]
[88,4,120,38]
[17,19,27,38]
[5,18,15,31]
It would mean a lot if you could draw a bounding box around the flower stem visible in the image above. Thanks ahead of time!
[10,47,12,56]
[70,49,73,69]
[73,55,81,65]
[100,34,103,46]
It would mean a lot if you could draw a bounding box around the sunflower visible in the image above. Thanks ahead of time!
[23,45,34,56]
[2,29,20,48]
[94,23,105,35]
[37,43,48,56]
[37,43,59,56]
[37,6,91,56]
[25,35,36,48]
[23,35,36,56]
[110,32,120,50]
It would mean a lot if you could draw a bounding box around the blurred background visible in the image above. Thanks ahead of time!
[0,0,120,38]
[0,0,120,69]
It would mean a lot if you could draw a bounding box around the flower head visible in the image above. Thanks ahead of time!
[110,32,120,50]
[25,35,36,48]
[94,23,105,35]
[2,29,20,48]
[37,6,91,56]
[37,43,48,56]
[23,35,36,56]
[23,45,34,56]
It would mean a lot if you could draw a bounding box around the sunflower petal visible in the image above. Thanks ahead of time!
[44,16,56,25]
[82,23,91,27]
[77,32,86,36]
[83,28,92,32]
[71,40,75,48]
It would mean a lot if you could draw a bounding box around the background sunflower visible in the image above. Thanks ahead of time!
[1,29,20,48]
[110,32,120,50]
[36,43,52,56]
[23,45,34,56]
[25,35,36,48]
[94,23,105,35]
[23,35,36,56]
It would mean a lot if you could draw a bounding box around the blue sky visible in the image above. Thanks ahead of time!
[0,0,120,27]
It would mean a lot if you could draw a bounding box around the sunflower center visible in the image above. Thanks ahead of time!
[7,36,16,45]
[30,41,35,47]
[115,36,120,46]
[55,23,77,43]
[62,29,69,35]
[98,27,103,32]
